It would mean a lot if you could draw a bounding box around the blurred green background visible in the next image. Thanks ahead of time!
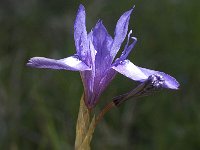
[0,0,200,149]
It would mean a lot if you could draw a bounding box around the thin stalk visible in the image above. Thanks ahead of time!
[94,101,116,127]
[94,77,163,127]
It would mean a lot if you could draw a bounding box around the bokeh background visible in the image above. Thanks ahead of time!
[0,0,200,149]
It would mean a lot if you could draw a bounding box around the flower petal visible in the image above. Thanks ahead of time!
[92,21,113,53]
[80,35,96,108]
[112,59,179,89]
[110,8,133,59]
[138,67,180,89]
[27,56,90,71]
[92,21,113,77]
[74,4,89,62]
[119,30,137,60]
[112,60,147,81]
[81,35,96,94]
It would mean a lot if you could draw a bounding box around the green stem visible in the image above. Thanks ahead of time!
[75,94,95,150]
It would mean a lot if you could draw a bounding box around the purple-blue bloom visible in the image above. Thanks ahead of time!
[27,4,179,109]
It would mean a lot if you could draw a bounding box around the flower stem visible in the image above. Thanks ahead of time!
[95,101,116,127]
[75,94,93,150]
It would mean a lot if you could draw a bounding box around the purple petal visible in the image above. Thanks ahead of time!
[92,21,113,53]
[92,21,113,77]
[93,68,117,101]
[80,36,96,108]
[119,30,137,60]
[138,67,180,90]
[27,56,91,71]
[112,60,147,81]
[74,4,89,63]
[112,59,179,89]
[81,35,96,94]
[110,8,133,60]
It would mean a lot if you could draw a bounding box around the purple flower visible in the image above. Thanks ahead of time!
[27,4,179,109]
